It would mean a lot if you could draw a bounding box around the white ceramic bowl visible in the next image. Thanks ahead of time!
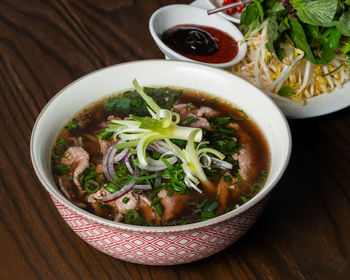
[30,60,291,265]
[206,0,242,23]
[149,4,246,68]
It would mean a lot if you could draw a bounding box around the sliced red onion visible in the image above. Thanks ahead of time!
[133,184,152,191]
[102,145,116,183]
[124,151,135,175]
[210,157,233,170]
[102,180,136,202]
[113,148,128,163]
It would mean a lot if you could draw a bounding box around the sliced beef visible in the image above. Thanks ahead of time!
[113,192,140,215]
[231,123,257,183]
[216,175,231,214]
[61,146,89,189]
[173,103,217,130]
[158,190,189,222]
[138,195,161,225]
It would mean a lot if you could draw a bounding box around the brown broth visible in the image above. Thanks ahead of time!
[51,87,270,226]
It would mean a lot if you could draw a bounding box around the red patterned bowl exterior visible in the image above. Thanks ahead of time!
[52,196,268,265]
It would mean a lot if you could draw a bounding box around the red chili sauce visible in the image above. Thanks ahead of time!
[161,24,238,64]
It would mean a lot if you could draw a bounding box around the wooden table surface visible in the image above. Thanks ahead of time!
[0,0,349,279]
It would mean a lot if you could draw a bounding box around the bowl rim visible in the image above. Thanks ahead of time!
[148,4,247,68]
[30,59,292,233]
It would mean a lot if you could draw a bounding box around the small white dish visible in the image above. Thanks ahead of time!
[149,4,246,69]
[206,0,241,23]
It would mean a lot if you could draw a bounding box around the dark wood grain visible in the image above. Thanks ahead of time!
[0,0,349,279]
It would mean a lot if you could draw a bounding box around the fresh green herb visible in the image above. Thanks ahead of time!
[53,138,68,158]
[206,201,219,213]
[151,151,161,160]
[241,0,350,65]
[186,115,198,124]
[105,183,120,193]
[134,174,157,183]
[104,87,182,117]
[113,161,134,185]
[278,86,295,97]
[66,175,73,182]
[236,170,268,199]
[55,164,69,175]
[201,211,217,219]
[97,130,114,140]
[197,198,210,209]
[170,139,187,149]
[122,197,130,204]
[65,118,79,130]
[224,175,232,182]
[161,157,173,169]
[214,117,230,125]
[151,197,162,206]
[154,204,163,215]
[187,103,195,109]
[241,196,249,204]
[129,146,137,154]
[211,98,217,104]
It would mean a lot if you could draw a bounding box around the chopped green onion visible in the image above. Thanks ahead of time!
[197,198,210,209]
[84,180,99,194]
[134,174,157,183]
[65,118,79,130]
[201,211,217,219]
[187,103,195,109]
[105,183,120,193]
[55,164,69,175]
[161,157,173,169]
[186,116,198,124]
[230,109,248,121]
[206,201,219,213]
[154,204,162,215]
[97,130,114,140]
[122,197,130,204]
[124,209,140,225]
[58,139,67,146]
[224,175,232,182]
[151,197,162,206]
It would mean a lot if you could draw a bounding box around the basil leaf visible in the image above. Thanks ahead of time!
[336,9,350,36]
[342,42,350,56]
[240,4,259,27]
[291,0,338,27]
[289,18,316,63]
[278,86,295,97]
[342,42,350,64]
[316,45,336,66]
[322,27,342,50]
[267,16,279,55]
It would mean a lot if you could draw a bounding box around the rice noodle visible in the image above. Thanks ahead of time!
[231,25,350,104]
[296,61,311,95]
